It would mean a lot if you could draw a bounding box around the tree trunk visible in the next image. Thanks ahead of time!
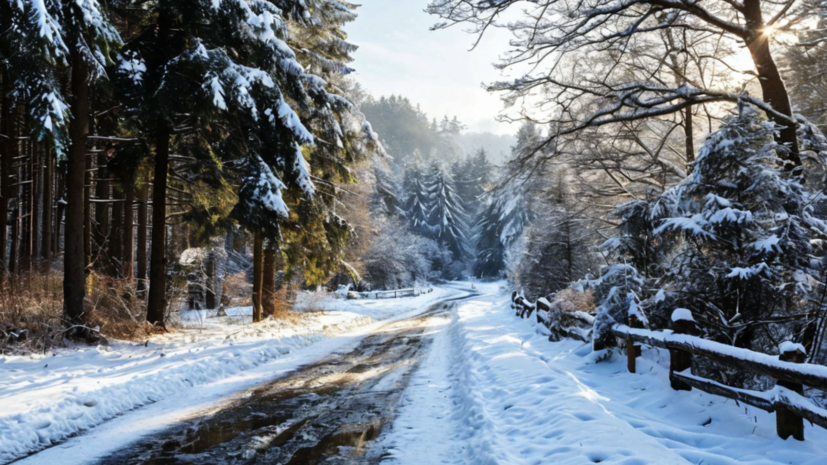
[123,179,134,281]
[146,120,170,326]
[684,105,695,167]
[137,180,148,296]
[26,139,36,273]
[205,250,216,310]
[64,49,90,326]
[94,152,109,269]
[54,159,65,255]
[252,230,263,323]
[110,188,123,276]
[263,240,277,318]
[83,148,92,265]
[42,140,53,268]
[743,0,800,162]
[0,87,11,273]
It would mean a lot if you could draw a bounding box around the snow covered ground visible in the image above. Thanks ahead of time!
[378,282,827,465]
[0,285,465,464]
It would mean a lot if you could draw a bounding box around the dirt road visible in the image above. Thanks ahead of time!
[92,295,471,465]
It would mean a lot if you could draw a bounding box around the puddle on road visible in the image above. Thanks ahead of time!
[95,304,457,465]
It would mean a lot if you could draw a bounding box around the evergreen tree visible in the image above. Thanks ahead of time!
[426,163,470,260]
[3,0,122,330]
[474,185,532,278]
[645,105,827,352]
[402,160,431,234]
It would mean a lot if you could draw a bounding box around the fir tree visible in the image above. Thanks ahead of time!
[426,163,470,260]
[647,105,827,352]
[402,160,431,234]
[474,185,532,278]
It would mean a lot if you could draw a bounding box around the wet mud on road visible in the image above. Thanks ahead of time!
[93,296,470,465]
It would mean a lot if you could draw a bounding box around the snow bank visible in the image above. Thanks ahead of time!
[0,284,466,464]
[379,284,827,464]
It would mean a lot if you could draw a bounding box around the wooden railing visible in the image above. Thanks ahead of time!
[358,287,432,300]
[509,291,827,441]
[613,312,827,441]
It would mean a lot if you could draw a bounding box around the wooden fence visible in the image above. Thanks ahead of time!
[614,313,827,441]
[510,291,827,441]
[358,287,433,300]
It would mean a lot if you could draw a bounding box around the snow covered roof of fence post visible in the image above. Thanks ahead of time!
[671,308,695,323]
[779,341,807,356]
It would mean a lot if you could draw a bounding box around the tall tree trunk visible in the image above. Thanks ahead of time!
[83,150,91,264]
[28,140,37,273]
[0,87,11,273]
[10,207,18,274]
[123,178,134,281]
[94,152,109,268]
[54,160,66,256]
[743,0,800,162]
[136,180,148,296]
[205,251,216,310]
[684,105,695,167]
[64,50,91,326]
[42,140,53,268]
[146,121,170,326]
[110,187,123,277]
[252,230,263,323]
[263,240,277,318]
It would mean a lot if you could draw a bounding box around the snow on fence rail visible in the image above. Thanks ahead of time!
[358,287,433,300]
[613,312,827,441]
[508,291,827,441]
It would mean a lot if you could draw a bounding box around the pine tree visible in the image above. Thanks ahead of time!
[402,159,431,234]
[474,185,532,278]
[3,0,121,330]
[646,105,827,352]
[426,163,470,260]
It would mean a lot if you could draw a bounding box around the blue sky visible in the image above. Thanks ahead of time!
[347,1,517,135]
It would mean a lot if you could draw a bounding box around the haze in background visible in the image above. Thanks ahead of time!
[348,0,517,137]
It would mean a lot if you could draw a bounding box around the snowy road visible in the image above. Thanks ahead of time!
[1,286,470,464]
[379,282,827,465]
[8,283,827,464]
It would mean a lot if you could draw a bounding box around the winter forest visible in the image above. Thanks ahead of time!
[4,0,827,464]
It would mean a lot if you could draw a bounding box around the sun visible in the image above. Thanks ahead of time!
[761,24,778,36]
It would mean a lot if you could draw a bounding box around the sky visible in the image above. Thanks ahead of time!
[347,1,518,136]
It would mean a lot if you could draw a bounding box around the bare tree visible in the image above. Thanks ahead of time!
[428,0,809,168]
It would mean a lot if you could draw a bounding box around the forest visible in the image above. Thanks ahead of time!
[4,0,827,463]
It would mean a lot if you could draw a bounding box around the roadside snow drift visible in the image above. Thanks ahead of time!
[0,286,463,464]
[379,283,827,465]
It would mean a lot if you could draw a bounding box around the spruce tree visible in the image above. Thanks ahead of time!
[426,163,469,260]
[474,185,532,278]
[648,105,827,352]
[402,159,431,234]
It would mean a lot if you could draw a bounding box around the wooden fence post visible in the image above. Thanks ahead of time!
[627,315,644,373]
[670,309,696,391]
[777,343,807,441]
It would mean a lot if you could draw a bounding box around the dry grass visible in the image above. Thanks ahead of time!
[0,271,156,354]
[550,288,596,314]
[223,272,252,307]
[0,271,63,353]
[85,273,153,341]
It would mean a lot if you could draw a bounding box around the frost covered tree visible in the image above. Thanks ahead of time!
[428,0,809,165]
[511,172,597,298]
[2,0,121,330]
[426,163,470,261]
[474,183,532,278]
[642,104,827,353]
[402,159,432,235]
[109,0,346,326]
[451,148,492,220]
